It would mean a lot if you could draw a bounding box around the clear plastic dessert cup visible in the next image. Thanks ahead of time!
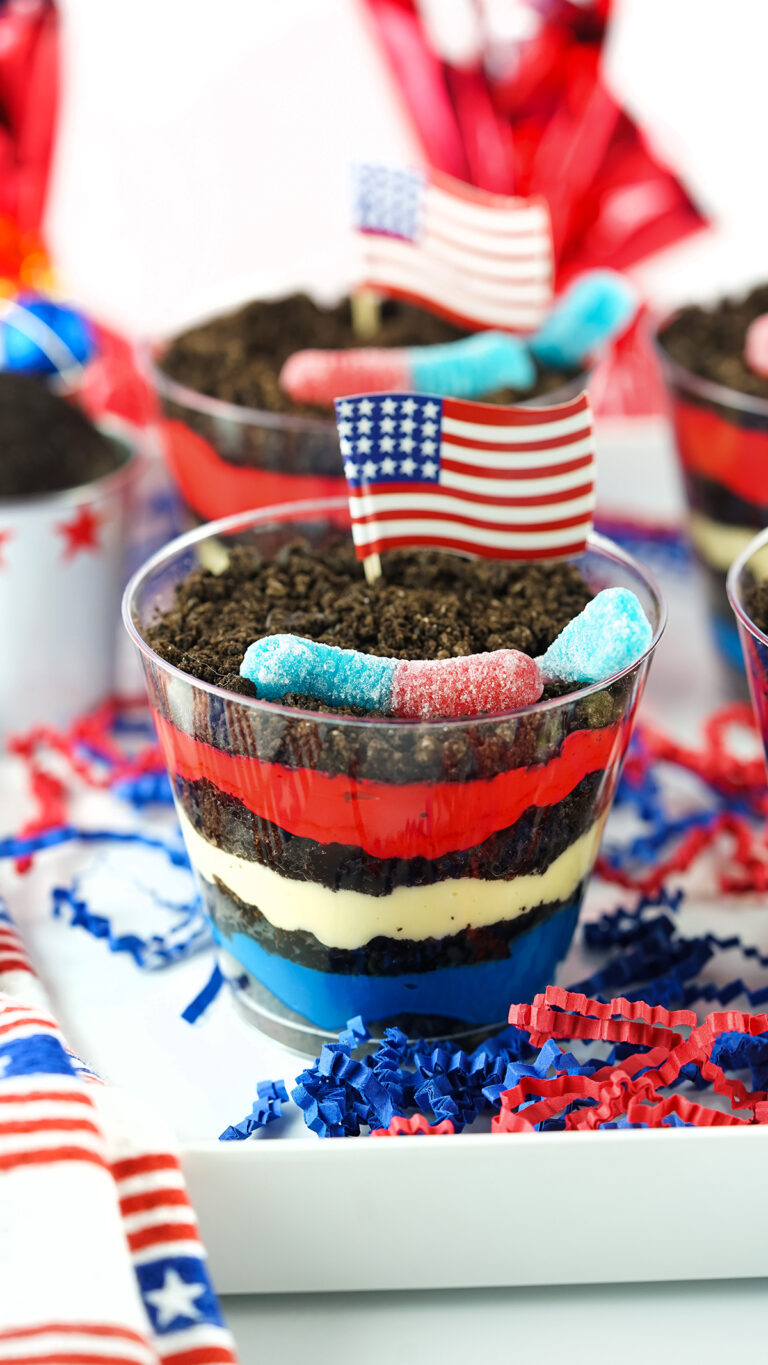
[123,499,665,1052]
[145,341,589,524]
[655,323,768,674]
[727,527,768,765]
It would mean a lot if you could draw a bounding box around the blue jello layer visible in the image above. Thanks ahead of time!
[211,901,580,1031]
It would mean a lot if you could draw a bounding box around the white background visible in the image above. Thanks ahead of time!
[47,0,768,338]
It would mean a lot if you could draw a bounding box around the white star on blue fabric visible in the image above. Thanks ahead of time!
[344,460,359,479]
[421,420,437,436]
[400,457,417,475]
[357,417,372,434]
[362,460,378,478]
[337,420,352,437]
[423,401,439,418]
[399,417,415,434]
[145,1269,206,1330]
[399,436,415,453]
[380,456,396,474]
[381,398,397,415]
[358,398,374,416]
[421,460,439,477]
[356,436,372,455]
[339,438,353,456]
[379,435,395,453]
[338,400,355,417]
[380,417,396,434]
[420,439,436,455]
[400,398,417,416]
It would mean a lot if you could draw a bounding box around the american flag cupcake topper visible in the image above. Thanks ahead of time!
[351,163,554,335]
[334,389,596,582]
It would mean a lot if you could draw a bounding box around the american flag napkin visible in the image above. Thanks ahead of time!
[0,901,238,1365]
[352,163,554,333]
[335,389,596,562]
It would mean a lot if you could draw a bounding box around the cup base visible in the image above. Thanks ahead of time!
[214,900,581,1055]
[220,950,506,1056]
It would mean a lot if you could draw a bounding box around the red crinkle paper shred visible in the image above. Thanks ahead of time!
[371,1115,456,1138]
[493,988,768,1133]
[7,698,164,872]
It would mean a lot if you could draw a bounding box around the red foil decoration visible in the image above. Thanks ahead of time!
[363,0,708,415]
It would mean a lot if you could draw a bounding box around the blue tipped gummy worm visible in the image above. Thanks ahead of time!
[240,589,651,716]
[529,270,637,370]
[279,270,636,406]
[538,587,653,685]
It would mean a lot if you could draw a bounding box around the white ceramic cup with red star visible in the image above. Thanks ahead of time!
[0,438,137,741]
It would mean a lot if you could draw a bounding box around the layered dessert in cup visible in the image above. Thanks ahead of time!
[124,499,664,1051]
[147,295,585,523]
[727,527,768,762]
[657,286,768,672]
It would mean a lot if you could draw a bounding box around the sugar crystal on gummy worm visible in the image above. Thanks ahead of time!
[240,586,653,716]
[240,636,543,719]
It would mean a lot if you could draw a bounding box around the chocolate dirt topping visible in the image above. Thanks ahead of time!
[146,538,594,713]
[159,293,579,418]
[658,283,768,401]
[0,374,123,499]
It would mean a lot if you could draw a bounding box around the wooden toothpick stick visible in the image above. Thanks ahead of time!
[351,288,381,340]
[363,553,382,585]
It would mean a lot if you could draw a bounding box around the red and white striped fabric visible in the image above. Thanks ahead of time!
[0,903,238,1365]
[336,389,596,561]
[353,163,554,333]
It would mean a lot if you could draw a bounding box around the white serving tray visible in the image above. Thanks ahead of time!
[4,419,768,1294]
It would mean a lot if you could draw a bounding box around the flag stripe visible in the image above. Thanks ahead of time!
[0,1089,93,1106]
[445,393,588,425]
[350,532,590,561]
[440,464,594,497]
[0,958,34,975]
[441,442,592,469]
[443,412,590,443]
[127,1221,200,1252]
[122,1204,198,1235]
[350,492,595,527]
[349,474,594,505]
[115,1167,187,1199]
[351,518,591,551]
[163,1350,237,1365]
[0,1334,154,1365]
[0,1145,106,1173]
[362,251,548,328]
[119,1187,191,1216]
[426,180,549,233]
[0,1325,151,1345]
[357,282,542,337]
[422,228,552,274]
[111,1152,180,1181]
[0,1353,151,1365]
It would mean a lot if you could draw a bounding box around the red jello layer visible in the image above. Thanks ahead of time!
[153,710,627,860]
[159,418,346,519]
[670,395,768,506]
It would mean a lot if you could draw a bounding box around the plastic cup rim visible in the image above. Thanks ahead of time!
[140,338,591,434]
[123,496,667,732]
[727,524,768,649]
[652,309,768,419]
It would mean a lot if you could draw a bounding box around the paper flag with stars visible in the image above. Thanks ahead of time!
[352,163,553,332]
[335,390,596,562]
